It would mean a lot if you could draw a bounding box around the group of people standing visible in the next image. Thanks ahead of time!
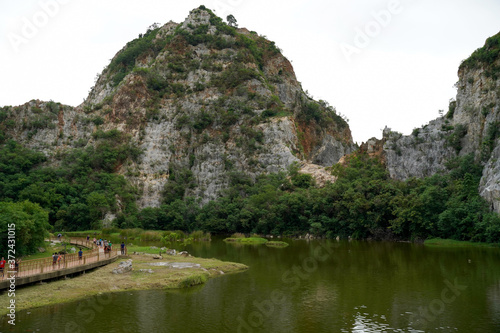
[52,252,63,267]
[0,257,20,278]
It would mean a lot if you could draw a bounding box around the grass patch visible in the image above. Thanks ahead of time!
[0,254,247,315]
[424,238,499,248]
[177,273,208,288]
[19,241,91,260]
[224,237,268,244]
[127,245,165,254]
[265,241,289,248]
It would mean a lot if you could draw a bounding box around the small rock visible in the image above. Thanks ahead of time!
[150,246,158,249]
[179,251,190,257]
[112,259,133,274]
[153,255,163,259]
[38,247,46,253]
[139,269,154,274]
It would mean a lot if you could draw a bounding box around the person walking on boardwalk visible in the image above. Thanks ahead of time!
[57,253,62,268]
[121,242,125,255]
[14,258,20,273]
[52,253,57,267]
[78,248,83,260]
[0,257,5,278]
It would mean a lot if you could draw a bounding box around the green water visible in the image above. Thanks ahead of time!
[2,238,500,332]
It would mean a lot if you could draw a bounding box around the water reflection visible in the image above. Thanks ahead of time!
[3,239,500,332]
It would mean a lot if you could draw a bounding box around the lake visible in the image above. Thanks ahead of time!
[3,237,500,332]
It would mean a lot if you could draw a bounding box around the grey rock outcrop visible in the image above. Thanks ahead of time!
[1,7,355,210]
[373,33,500,212]
[112,259,133,274]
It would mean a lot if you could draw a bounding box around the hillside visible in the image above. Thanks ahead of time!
[0,6,354,226]
[362,31,500,212]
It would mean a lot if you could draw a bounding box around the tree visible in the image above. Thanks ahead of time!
[227,14,238,28]
[0,201,50,256]
[87,192,109,229]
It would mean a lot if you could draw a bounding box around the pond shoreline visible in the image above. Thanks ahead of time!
[0,254,248,316]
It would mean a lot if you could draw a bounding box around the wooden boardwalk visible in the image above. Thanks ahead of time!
[0,237,125,290]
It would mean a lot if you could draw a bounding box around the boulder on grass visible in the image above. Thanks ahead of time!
[112,259,133,274]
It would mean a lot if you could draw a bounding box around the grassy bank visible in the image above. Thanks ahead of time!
[266,241,289,248]
[0,254,247,316]
[224,237,268,244]
[424,238,499,248]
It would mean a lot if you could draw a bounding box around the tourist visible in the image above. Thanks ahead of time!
[52,253,57,266]
[86,235,90,243]
[121,242,125,255]
[0,257,5,278]
[78,248,83,260]
[14,258,21,273]
[57,253,63,267]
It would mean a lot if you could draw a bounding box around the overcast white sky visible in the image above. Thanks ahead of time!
[1,0,499,143]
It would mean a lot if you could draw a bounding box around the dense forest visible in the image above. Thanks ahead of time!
[1,136,499,256]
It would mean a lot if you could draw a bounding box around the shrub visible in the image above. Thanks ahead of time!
[178,273,208,288]
[445,124,467,153]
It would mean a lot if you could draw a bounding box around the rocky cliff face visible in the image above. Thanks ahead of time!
[1,7,355,208]
[363,32,500,212]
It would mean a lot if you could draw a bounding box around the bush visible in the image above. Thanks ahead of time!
[178,273,208,288]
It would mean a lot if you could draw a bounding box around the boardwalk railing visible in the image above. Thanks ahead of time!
[0,237,126,281]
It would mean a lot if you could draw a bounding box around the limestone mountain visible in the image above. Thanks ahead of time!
[0,6,355,210]
[361,31,500,212]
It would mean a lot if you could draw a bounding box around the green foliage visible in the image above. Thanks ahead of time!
[446,99,457,119]
[299,99,348,129]
[0,201,50,256]
[291,173,314,189]
[0,139,139,231]
[108,24,163,87]
[24,114,57,130]
[481,121,500,161]
[226,14,238,28]
[461,32,500,72]
[163,167,197,204]
[445,124,467,153]
[193,110,213,132]
[178,273,208,288]
[211,63,260,90]
[138,152,500,243]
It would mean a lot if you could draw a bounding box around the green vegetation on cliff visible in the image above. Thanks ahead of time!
[460,31,500,78]
[0,136,140,237]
